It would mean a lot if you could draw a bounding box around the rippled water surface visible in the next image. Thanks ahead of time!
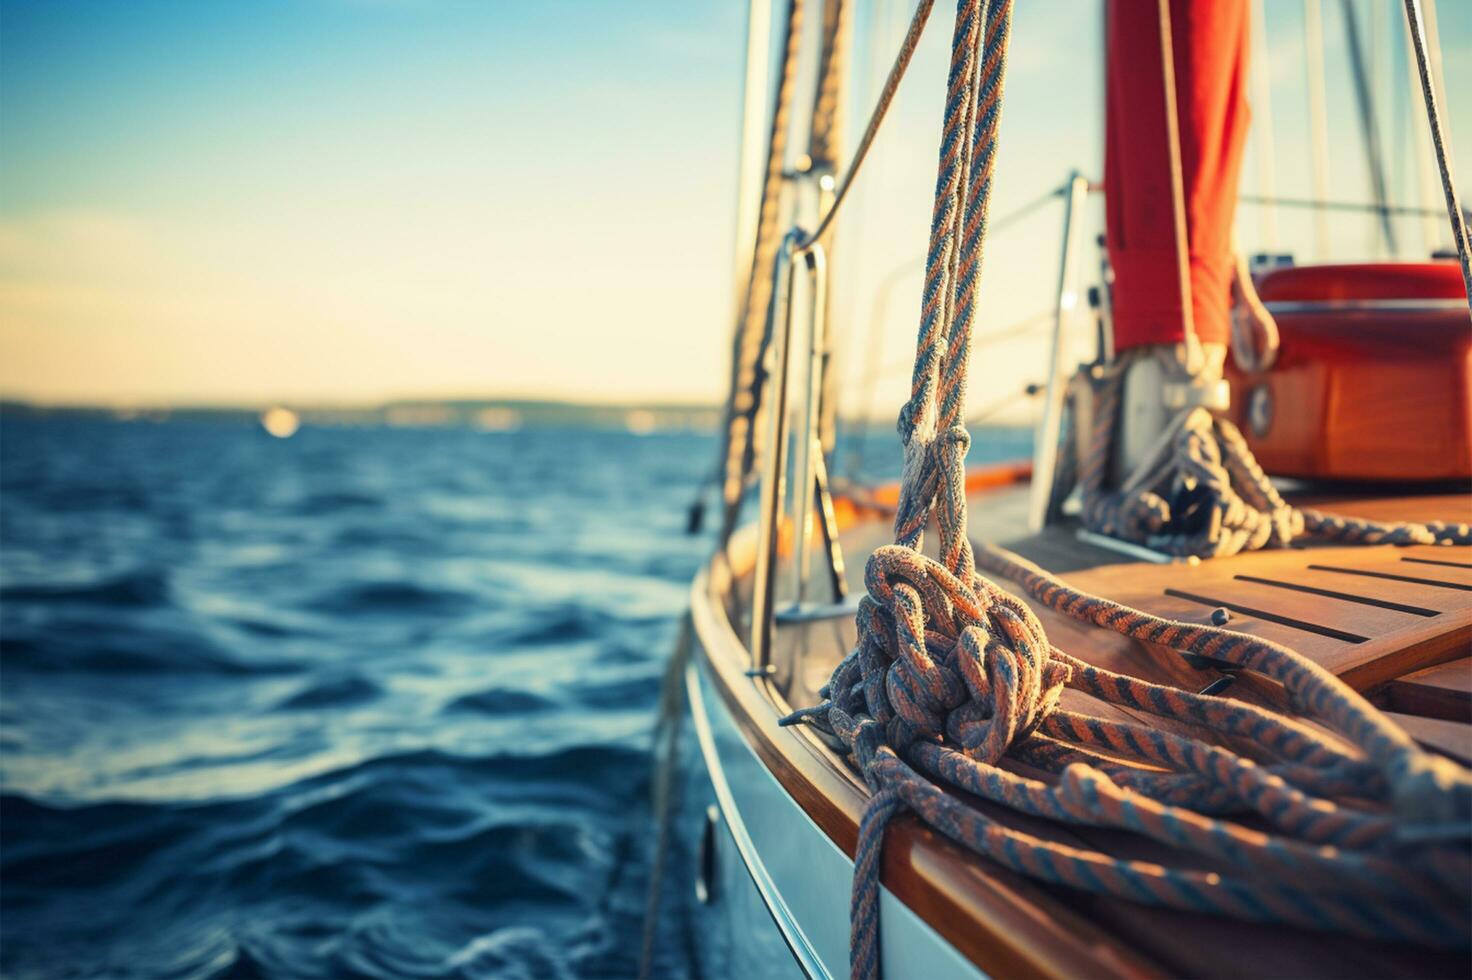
[0,417,1031,979]
[1,419,717,979]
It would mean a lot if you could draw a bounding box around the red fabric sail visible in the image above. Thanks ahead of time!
[1105,0,1250,351]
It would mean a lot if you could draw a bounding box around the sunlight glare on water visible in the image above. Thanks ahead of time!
[261,407,301,439]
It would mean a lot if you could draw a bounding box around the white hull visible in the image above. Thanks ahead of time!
[685,634,985,980]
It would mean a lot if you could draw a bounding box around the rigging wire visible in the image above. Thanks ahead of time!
[1248,0,1279,249]
[1402,0,1472,293]
[717,0,938,547]
[1302,0,1332,257]
[1238,193,1456,218]
[844,184,1068,479]
[798,0,938,250]
[963,380,1041,427]
[1340,0,1398,255]
[1403,15,1442,252]
[1156,0,1197,348]
[809,0,855,459]
[715,0,807,548]
[871,311,1052,380]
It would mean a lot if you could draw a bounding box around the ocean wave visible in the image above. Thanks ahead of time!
[487,605,605,647]
[444,926,578,980]
[293,490,384,515]
[443,687,558,716]
[0,420,716,978]
[1,738,655,977]
[274,674,383,710]
[568,668,664,710]
[303,581,477,617]
[0,628,299,676]
[0,566,172,610]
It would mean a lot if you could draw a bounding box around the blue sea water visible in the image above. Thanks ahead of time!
[0,417,1031,979]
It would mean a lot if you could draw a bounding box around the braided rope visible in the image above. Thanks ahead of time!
[718,0,948,549]
[804,0,939,251]
[717,0,807,546]
[809,0,853,459]
[777,3,1471,975]
[808,0,852,179]
[1078,356,1472,559]
[892,0,990,577]
[784,541,1472,973]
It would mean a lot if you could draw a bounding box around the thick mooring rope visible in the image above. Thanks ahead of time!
[780,2,1472,976]
[808,0,854,459]
[717,0,808,547]
[1078,356,1472,559]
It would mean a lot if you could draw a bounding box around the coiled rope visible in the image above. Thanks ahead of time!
[1077,358,1472,560]
[780,2,1472,976]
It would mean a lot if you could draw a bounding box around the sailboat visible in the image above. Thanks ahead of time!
[656,0,1472,977]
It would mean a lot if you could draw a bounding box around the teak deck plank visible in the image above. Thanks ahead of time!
[1020,533,1472,687]
[960,484,1470,977]
[1390,657,1472,695]
[1372,656,1472,721]
[1386,711,1472,763]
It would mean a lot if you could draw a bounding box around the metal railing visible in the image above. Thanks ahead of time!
[1028,172,1094,533]
[750,230,850,671]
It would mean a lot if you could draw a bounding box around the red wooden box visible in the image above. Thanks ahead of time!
[1224,262,1472,482]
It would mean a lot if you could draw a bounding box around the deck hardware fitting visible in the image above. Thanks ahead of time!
[1198,675,1237,697]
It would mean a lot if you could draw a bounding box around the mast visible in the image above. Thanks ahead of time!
[1249,0,1278,250]
[730,0,775,322]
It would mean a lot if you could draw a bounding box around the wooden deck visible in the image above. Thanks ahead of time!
[698,466,1471,979]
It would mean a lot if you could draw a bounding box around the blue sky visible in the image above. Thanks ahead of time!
[1,0,1468,414]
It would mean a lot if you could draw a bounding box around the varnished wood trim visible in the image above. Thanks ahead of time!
[1372,676,1472,724]
[1337,621,1472,693]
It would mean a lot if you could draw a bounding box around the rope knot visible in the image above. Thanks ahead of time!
[853,545,1067,766]
[938,423,970,451]
[944,599,1069,762]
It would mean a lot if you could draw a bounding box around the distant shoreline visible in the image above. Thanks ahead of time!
[0,397,722,432]
[0,397,1030,433]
